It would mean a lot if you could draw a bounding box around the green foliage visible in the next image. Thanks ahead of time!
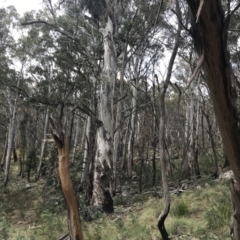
[204,190,232,229]
[168,217,196,236]
[0,178,234,240]
[33,211,67,238]
[0,217,9,239]
[113,195,128,206]
[131,194,148,205]
[171,198,189,217]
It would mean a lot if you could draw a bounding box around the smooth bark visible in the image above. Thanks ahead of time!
[36,107,49,180]
[81,115,91,183]
[127,57,140,178]
[4,81,19,187]
[71,115,80,162]
[157,1,181,238]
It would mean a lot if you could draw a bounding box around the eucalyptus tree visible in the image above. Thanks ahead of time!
[21,7,93,180]
[21,0,114,216]
[115,0,166,180]
[0,6,23,186]
[3,72,20,186]
[181,0,240,237]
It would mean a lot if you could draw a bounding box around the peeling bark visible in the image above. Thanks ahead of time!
[92,1,119,211]
[186,0,240,238]
[49,118,83,240]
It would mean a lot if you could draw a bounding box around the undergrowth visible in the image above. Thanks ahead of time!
[0,175,233,240]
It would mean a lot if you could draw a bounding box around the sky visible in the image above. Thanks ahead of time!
[0,0,42,15]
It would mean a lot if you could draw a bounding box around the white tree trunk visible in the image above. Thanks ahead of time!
[4,81,19,186]
[71,115,80,162]
[92,11,118,212]
[127,57,139,178]
[81,115,91,183]
[36,107,49,179]
[80,115,87,152]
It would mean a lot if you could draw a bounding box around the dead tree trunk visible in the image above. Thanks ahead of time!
[157,1,181,238]
[49,117,83,240]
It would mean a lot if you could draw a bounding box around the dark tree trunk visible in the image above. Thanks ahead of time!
[186,0,240,238]
[152,81,158,186]
[203,111,218,176]
[1,131,8,168]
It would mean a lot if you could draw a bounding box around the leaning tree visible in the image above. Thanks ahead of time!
[183,0,240,238]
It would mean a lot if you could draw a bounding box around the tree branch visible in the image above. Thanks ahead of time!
[21,20,92,60]
[187,52,204,88]
[22,20,79,42]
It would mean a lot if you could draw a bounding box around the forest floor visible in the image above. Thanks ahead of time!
[0,166,233,240]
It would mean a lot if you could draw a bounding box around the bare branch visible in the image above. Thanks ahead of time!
[152,0,163,31]
[230,3,240,17]
[196,0,204,23]
[187,52,204,88]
